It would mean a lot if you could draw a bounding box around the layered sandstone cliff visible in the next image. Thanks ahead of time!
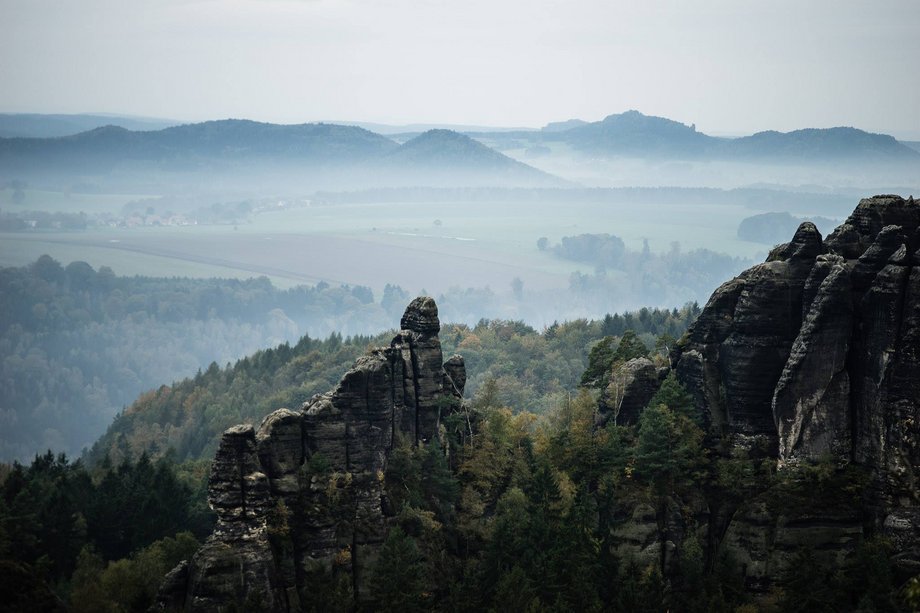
[155,297,465,611]
[670,194,920,586]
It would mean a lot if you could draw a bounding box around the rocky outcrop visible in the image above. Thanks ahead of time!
[155,297,465,611]
[719,496,863,593]
[599,357,667,426]
[673,221,825,447]
[167,425,281,610]
[607,491,709,580]
[671,195,920,581]
[772,256,853,463]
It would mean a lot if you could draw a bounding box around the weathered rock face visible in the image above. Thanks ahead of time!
[175,425,281,611]
[607,490,709,580]
[599,357,666,426]
[674,221,826,446]
[671,195,920,580]
[155,297,465,611]
[719,495,863,593]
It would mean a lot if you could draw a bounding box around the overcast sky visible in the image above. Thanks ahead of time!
[1,0,918,137]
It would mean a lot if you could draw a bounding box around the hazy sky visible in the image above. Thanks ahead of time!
[2,0,919,137]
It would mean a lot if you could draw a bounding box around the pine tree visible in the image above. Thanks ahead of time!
[635,404,706,496]
[368,527,426,613]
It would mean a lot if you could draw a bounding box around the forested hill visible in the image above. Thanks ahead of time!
[0,256,401,461]
[559,111,920,161]
[0,255,700,462]
[476,110,920,163]
[0,120,563,189]
[0,120,397,167]
[88,304,699,464]
[383,129,557,184]
[89,303,699,461]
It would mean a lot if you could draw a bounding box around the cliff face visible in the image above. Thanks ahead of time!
[672,195,920,585]
[156,297,465,611]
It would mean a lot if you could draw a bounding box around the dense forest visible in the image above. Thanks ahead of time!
[0,295,706,611]
[359,383,912,612]
[89,303,699,464]
[0,452,211,612]
[0,256,402,460]
[0,255,699,462]
[356,386,909,612]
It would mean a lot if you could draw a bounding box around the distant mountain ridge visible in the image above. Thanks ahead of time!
[729,126,917,160]
[562,110,715,157]
[541,118,588,132]
[0,120,563,189]
[0,119,398,163]
[464,110,918,165]
[546,110,920,161]
[1,112,916,193]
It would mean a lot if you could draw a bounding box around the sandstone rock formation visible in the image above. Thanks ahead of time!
[671,194,920,585]
[599,357,667,426]
[155,297,465,611]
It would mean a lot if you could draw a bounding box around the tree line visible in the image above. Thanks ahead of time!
[1,255,703,462]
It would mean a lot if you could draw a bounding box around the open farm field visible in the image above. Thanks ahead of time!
[1,187,152,214]
[1,199,768,295]
[251,198,771,257]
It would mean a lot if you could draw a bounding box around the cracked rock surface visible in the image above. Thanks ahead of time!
[672,195,920,582]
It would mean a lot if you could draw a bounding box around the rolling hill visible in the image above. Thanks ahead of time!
[559,110,717,157]
[547,110,920,162]
[726,126,920,160]
[459,110,919,169]
[0,120,399,168]
[380,129,564,186]
[0,121,562,190]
